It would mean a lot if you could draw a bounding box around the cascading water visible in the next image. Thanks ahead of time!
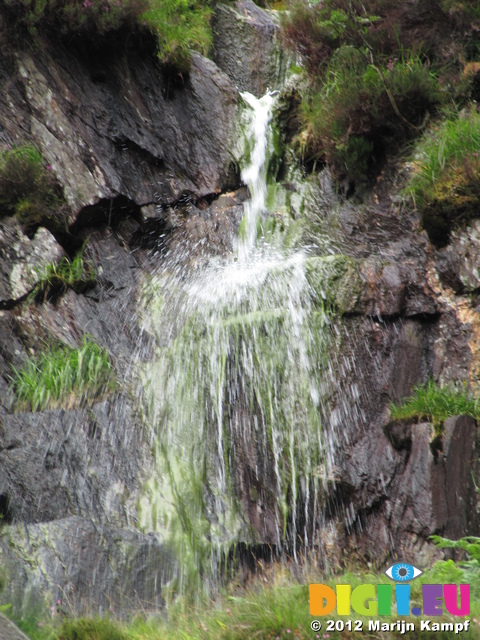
[137,92,349,597]
[238,91,275,259]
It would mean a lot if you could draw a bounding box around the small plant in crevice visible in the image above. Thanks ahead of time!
[406,108,480,246]
[32,247,97,303]
[10,336,116,412]
[0,143,67,235]
[389,379,480,435]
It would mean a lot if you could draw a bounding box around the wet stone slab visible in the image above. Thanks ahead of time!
[0,613,30,640]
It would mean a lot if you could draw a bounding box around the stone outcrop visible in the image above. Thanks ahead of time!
[0,517,171,615]
[0,44,238,219]
[212,0,286,97]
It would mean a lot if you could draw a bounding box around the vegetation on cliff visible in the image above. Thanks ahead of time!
[1,0,212,67]
[0,144,67,235]
[390,380,480,435]
[281,0,480,242]
[32,248,97,302]
[14,560,480,640]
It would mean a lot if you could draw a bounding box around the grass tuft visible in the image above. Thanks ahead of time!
[33,248,96,302]
[406,109,480,245]
[389,379,480,434]
[10,336,116,412]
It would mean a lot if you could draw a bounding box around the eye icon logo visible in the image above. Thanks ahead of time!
[385,562,423,582]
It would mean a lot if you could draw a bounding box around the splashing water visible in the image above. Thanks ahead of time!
[137,92,347,597]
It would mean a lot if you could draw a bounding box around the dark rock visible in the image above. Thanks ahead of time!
[0,400,149,527]
[212,0,286,97]
[436,220,480,293]
[0,42,238,222]
[0,517,172,616]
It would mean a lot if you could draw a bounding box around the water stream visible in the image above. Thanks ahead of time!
[137,92,345,596]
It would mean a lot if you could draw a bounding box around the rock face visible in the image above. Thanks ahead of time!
[0,45,238,217]
[0,517,171,615]
[0,1,479,619]
[0,612,30,640]
[212,0,286,97]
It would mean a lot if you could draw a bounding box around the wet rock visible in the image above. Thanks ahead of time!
[0,219,64,303]
[436,220,480,293]
[0,613,30,640]
[0,43,238,221]
[305,255,364,314]
[0,517,171,616]
[359,256,438,319]
[327,413,478,565]
[212,0,286,97]
[0,400,148,527]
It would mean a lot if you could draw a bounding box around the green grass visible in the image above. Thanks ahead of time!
[389,379,480,434]
[406,109,480,245]
[33,249,96,302]
[11,562,480,640]
[10,336,115,411]
[141,0,212,69]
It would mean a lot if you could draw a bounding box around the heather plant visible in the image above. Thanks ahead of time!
[302,53,440,181]
[281,0,445,182]
[0,144,65,231]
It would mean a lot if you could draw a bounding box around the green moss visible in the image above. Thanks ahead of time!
[305,254,363,314]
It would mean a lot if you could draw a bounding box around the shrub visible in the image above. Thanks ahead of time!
[2,0,212,68]
[389,379,480,434]
[406,109,480,245]
[302,53,440,181]
[33,248,96,302]
[141,0,212,69]
[10,336,115,411]
[0,144,66,233]
[2,0,150,41]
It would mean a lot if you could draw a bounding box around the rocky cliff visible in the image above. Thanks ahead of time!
[0,0,479,618]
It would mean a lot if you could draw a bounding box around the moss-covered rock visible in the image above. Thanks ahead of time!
[305,254,363,314]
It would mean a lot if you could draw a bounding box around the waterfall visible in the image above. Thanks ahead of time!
[137,91,343,597]
[238,91,275,259]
